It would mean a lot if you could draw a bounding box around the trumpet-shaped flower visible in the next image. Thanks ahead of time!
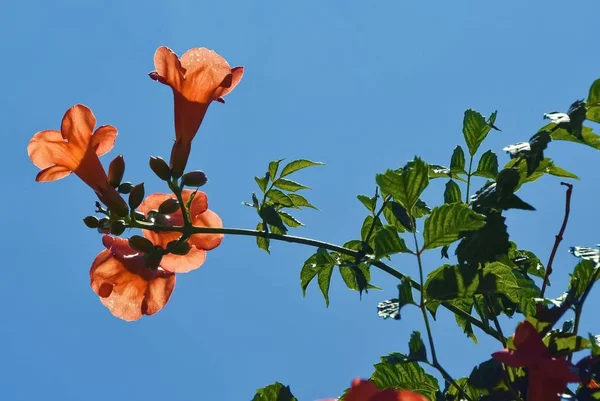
[492,321,580,401]
[27,104,128,215]
[321,378,429,401]
[150,46,244,176]
[138,190,224,273]
[90,235,176,321]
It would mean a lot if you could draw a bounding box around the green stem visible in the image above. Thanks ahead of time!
[465,155,474,203]
[128,221,503,342]
[413,231,473,401]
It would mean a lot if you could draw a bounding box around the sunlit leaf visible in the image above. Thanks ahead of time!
[546,124,600,151]
[255,174,269,193]
[450,145,467,174]
[273,178,309,192]
[259,205,288,233]
[371,225,411,257]
[256,222,270,253]
[444,180,462,204]
[371,353,440,401]
[408,331,427,362]
[569,259,598,299]
[278,210,304,228]
[473,150,499,179]
[268,159,284,181]
[463,109,497,156]
[424,264,479,301]
[267,189,294,207]
[288,193,318,209]
[280,159,324,177]
[357,194,377,214]
[376,158,429,215]
[422,204,486,250]
[252,382,297,401]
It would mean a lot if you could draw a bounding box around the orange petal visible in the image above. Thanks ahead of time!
[372,390,430,401]
[60,104,95,153]
[36,165,72,182]
[27,130,71,169]
[160,247,207,273]
[144,229,182,248]
[346,379,380,401]
[153,46,184,91]
[214,66,244,99]
[142,272,176,315]
[184,189,208,217]
[179,48,234,102]
[139,193,173,215]
[189,209,224,250]
[91,125,118,157]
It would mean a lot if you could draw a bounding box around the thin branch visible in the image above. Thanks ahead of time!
[540,182,573,297]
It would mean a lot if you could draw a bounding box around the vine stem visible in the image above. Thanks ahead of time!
[413,231,473,401]
[465,155,474,203]
[129,220,503,342]
[540,182,573,297]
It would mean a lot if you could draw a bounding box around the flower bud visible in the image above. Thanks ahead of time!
[144,250,163,270]
[118,182,134,194]
[128,183,145,210]
[149,156,171,181]
[110,220,127,236]
[181,171,208,187]
[98,217,110,227]
[107,155,125,188]
[83,216,100,228]
[167,240,191,255]
[128,235,155,253]
[159,198,180,215]
[133,210,146,221]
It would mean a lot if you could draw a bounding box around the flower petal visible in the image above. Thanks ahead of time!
[346,379,379,401]
[91,125,118,157]
[372,390,430,401]
[36,165,72,182]
[184,189,208,216]
[27,130,71,169]
[214,66,244,99]
[189,209,224,250]
[179,47,234,102]
[153,46,184,90]
[513,321,549,359]
[142,272,176,315]
[139,193,173,215]
[160,247,207,273]
[60,104,95,152]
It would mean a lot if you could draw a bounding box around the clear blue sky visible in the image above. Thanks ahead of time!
[2,1,600,400]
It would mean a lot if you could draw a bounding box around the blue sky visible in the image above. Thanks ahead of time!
[2,1,600,400]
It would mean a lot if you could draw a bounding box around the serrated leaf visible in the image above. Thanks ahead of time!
[266,189,294,207]
[256,222,270,253]
[287,193,317,209]
[504,157,577,191]
[408,331,427,361]
[280,159,324,177]
[422,204,486,250]
[278,210,304,228]
[569,259,598,299]
[444,180,462,204]
[357,194,377,214]
[383,201,413,232]
[479,262,521,304]
[318,265,335,307]
[376,158,429,215]
[273,178,309,192]
[587,78,600,123]
[361,215,383,242]
[424,264,479,301]
[252,382,297,401]
[450,145,466,174]
[371,225,411,257]
[463,109,496,156]
[254,175,269,193]
[339,263,370,293]
[456,213,510,267]
[446,377,488,401]
[449,298,477,343]
[473,150,499,179]
[547,124,600,151]
[370,353,440,401]
[259,205,288,233]
[268,159,284,181]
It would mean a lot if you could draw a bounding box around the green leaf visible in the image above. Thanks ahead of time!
[300,249,336,307]
[266,189,295,207]
[339,263,371,293]
[371,225,411,257]
[444,180,462,204]
[473,150,499,179]
[422,204,487,250]
[424,264,479,301]
[587,78,600,123]
[505,243,546,279]
[268,159,284,181]
[479,262,521,304]
[273,178,309,192]
[456,213,510,267]
[361,215,382,242]
[450,145,467,174]
[468,359,504,391]
[590,334,600,357]
[252,382,297,401]
[449,298,477,343]
[256,222,270,253]
[357,194,377,214]
[371,353,440,401]
[259,205,288,233]
[504,157,578,191]
[446,377,489,401]
[278,211,304,228]
[569,259,598,299]
[287,193,318,209]
[280,159,324,177]
[463,109,496,156]
[318,265,335,307]
[548,124,600,151]
[408,331,427,362]
[254,175,269,193]
[383,201,413,232]
[547,164,579,180]
[376,158,429,215]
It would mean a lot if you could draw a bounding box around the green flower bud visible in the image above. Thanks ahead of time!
[83,216,100,228]
[159,198,180,215]
[181,171,208,187]
[118,182,134,194]
[128,235,155,253]
[167,240,191,255]
[128,183,145,210]
[107,155,125,188]
[149,156,171,181]
[109,220,127,236]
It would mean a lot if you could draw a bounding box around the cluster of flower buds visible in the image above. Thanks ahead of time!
[27,46,243,321]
